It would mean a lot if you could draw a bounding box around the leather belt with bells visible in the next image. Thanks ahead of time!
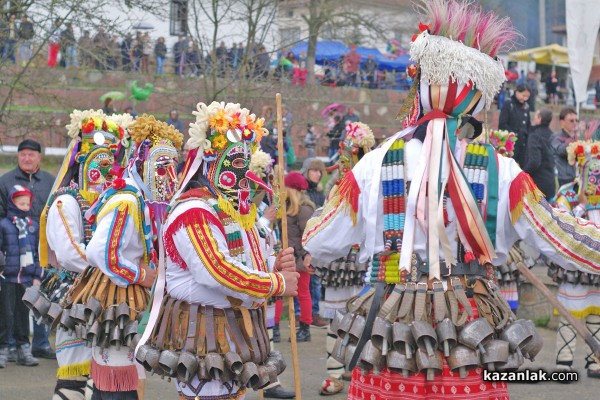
[348,282,387,370]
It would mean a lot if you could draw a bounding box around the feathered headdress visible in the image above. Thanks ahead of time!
[408,0,519,110]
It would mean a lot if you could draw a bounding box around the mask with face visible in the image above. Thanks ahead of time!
[182,102,271,229]
[127,114,183,221]
[60,110,133,200]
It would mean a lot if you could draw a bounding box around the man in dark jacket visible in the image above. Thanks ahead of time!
[0,139,54,223]
[522,108,556,200]
[0,185,42,368]
[498,84,531,166]
[552,108,578,187]
[0,139,55,360]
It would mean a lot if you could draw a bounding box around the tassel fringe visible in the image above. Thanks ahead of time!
[509,172,543,224]
[57,361,91,379]
[97,200,143,234]
[217,195,257,230]
[78,190,100,205]
[337,171,361,226]
[91,361,138,392]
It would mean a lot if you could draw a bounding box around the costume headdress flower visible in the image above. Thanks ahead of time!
[329,122,376,178]
[487,129,517,157]
[54,109,132,197]
[566,140,600,206]
[180,101,271,230]
[567,140,600,168]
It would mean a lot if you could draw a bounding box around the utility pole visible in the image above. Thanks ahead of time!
[539,0,546,46]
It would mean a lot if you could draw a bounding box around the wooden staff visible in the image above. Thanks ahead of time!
[515,261,600,364]
[276,93,302,399]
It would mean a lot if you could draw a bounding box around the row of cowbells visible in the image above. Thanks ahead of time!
[547,262,600,286]
[135,345,285,389]
[316,258,368,288]
[23,285,63,327]
[331,312,543,380]
[496,262,520,285]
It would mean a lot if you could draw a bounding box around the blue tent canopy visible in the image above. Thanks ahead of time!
[287,41,349,63]
[288,41,409,71]
[355,46,410,71]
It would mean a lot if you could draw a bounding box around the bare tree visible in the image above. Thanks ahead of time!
[0,0,164,145]
[300,0,399,85]
[184,0,284,107]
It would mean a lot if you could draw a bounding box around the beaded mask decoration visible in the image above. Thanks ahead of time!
[567,140,600,208]
[182,101,271,229]
[127,114,183,205]
[62,110,132,198]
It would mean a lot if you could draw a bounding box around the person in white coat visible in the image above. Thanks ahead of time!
[65,114,182,400]
[303,2,600,399]
[37,109,132,400]
[135,102,299,400]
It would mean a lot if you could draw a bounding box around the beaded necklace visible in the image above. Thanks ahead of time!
[368,139,407,283]
[458,143,489,263]
[367,139,491,284]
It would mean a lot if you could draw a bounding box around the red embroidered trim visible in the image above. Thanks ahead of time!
[191,222,271,297]
[164,208,225,270]
[107,206,136,282]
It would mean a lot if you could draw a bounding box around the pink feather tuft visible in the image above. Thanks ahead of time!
[414,0,520,57]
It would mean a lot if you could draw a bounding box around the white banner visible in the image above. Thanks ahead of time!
[566,0,600,107]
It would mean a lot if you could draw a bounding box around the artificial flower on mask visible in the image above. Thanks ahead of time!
[182,101,270,230]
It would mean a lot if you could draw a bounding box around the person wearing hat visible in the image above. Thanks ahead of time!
[550,140,600,379]
[70,114,182,399]
[315,122,375,396]
[301,159,329,329]
[0,138,55,361]
[284,171,316,342]
[0,185,41,368]
[37,110,132,400]
[0,139,54,224]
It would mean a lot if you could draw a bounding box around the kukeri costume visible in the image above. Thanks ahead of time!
[549,140,600,378]
[302,1,600,399]
[28,110,131,400]
[59,114,182,397]
[136,102,287,400]
[317,122,374,395]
